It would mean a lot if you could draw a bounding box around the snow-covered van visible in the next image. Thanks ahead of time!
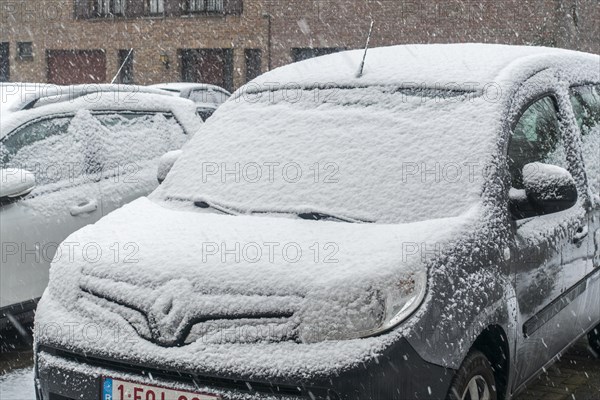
[0,89,202,329]
[35,44,599,400]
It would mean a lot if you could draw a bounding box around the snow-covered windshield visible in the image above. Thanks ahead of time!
[156,86,499,223]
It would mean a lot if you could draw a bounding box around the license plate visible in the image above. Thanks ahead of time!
[102,377,221,400]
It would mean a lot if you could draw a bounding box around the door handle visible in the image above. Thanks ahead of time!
[573,225,589,244]
[70,200,98,216]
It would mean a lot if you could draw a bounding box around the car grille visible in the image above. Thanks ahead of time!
[39,346,341,400]
[78,276,304,347]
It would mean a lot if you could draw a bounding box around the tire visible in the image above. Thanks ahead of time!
[447,350,497,400]
[589,325,600,356]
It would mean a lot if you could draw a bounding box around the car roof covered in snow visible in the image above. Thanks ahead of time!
[150,82,231,95]
[247,44,599,92]
[1,83,176,115]
[0,91,201,140]
[1,82,58,116]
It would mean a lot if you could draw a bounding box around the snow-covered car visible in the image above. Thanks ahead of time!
[35,44,599,400]
[149,83,231,121]
[1,83,176,115]
[1,82,59,116]
[0,90,202,329]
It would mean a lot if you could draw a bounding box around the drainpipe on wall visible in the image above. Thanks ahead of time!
[262,12,272,71]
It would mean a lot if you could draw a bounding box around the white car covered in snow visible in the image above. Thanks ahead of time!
[149,83,231,121]
[35,45,599,400]
[0,89,202,328]
[0,83,176,116]
[1,82,58,116]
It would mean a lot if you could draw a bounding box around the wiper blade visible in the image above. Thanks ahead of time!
[251,210,372,223]
[194,199,241,216]
[297,212,372,223]
[185,198,372,223]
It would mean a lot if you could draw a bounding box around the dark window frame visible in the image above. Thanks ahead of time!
[0,43,9,82]
[185,0,224,14]
[147,0,164,15]
[93,0,126,17]
[244,48,262,83]
[17,42,33,60]
[179,48,234,93]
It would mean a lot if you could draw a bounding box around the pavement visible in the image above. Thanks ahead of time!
[514,339,600,400]
[0,327,598,400]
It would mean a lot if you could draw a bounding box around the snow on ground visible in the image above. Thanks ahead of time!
[0,367,35,400]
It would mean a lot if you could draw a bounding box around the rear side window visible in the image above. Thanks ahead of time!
[508,96,566,189]
[92,111,187,175]
[570,85,600,196]
[189,89,229,105]
[570,85,600,135]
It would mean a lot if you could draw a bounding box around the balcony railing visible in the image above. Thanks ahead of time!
[74,0,243,19]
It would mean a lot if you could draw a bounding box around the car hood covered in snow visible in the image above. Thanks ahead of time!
[38,197,479,378]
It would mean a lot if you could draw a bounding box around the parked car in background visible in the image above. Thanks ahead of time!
[150,83,231,121]
[1,83,176,115]
[35,44,599,400]
[0,88,202,330]
[1,82,58,116]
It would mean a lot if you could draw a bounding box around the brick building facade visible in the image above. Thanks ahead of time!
[1,0,598,91]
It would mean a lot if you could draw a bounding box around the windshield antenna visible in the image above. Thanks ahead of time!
[356,20,374,78]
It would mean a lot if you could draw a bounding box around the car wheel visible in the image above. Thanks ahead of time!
[447,350,497,400]
[589,325,600,356]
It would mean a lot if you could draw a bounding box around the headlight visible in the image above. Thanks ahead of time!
[299,269,428,343]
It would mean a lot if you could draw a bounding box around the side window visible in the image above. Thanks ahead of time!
[570,85,600,135]
[508,96,566,189]
[189,89,216,104]
[188,89,228,105]
[93,111,187,175]
[0,116,88,186]
[570,85,600,196]
[212,90,229,104]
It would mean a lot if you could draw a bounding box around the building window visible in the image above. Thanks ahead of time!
[148,0,164,14]
[117,49,134,84]
[187,0,224,13]
[245,49,262,82]
[291,47,345,62]
[0,43,9,82]
[180,48,233,92]
[17,42,33,60]
[95,0,125,16]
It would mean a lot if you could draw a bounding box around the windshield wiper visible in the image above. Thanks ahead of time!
[189,198,372,223]
[251,210,372,223]
[297,212,372,223]
[193,199,241,216]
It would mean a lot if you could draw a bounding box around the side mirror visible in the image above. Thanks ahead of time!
[0,168,36,203]
[157,150,182,184]
[510,162,577,219]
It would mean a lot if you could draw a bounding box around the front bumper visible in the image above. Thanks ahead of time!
[36,338,453,400]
